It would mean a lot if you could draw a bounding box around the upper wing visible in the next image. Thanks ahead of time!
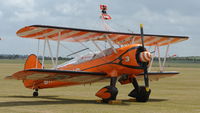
[5,69,107,83]
[136,71,179,81]
[17,25,189,46]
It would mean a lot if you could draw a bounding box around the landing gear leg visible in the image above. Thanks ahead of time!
[33,89,39,97]
[128,77,151,102]
[96,77,118,103]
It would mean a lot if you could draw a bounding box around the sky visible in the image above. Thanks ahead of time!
[0,0,199,57]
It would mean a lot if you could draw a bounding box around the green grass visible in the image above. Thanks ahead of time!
[0,60,200,113]
[0,59,26,64]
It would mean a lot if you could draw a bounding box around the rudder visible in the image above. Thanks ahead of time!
[24,54,42,70]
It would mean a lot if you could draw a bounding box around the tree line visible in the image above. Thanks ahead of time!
[154,56,200,63]
[0,54,73,61]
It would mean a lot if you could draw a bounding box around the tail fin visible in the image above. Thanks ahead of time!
[24,54,42,70]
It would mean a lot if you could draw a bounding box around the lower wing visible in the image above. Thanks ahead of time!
[117,71,179,85]
[136,71,179,81]
[5,69,107,84]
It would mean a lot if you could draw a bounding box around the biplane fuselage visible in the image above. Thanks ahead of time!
[60,44,144,76]
[23,44,147,89]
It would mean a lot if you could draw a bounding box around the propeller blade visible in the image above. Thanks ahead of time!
[140,24,150,91]
[140,24,145,48]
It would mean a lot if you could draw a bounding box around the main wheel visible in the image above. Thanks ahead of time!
[129,86,151,102]
[96,86,118,103]
[33,91,39,97]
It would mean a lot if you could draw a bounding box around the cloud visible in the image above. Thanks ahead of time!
[1,0,37,22]
[166,10,200,25]
[0,0,199,56]
[55,3,81,15]
[0,10,3,18]
[2,0,35,10]
[10,9,50,22]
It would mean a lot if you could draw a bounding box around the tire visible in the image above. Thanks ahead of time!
[33,91,39,97]
[129,86,151,102]
[135,86,151,102]
[98,86,118,103]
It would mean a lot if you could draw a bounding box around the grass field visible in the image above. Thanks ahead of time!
[0,59,200,113]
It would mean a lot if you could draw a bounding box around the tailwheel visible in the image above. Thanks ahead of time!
[129,86,151,102]
[33,89,39,97]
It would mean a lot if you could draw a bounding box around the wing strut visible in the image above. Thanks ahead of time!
[148,46,156,72]
[90,39,106,56]
[36,39,40,68]
[42,38,47,68]
[105,35,117,53]
[156,45,162,71]
[162,44,170,71]
[55,32,61,69]
[149,43,171,72]
[46,38,56,67]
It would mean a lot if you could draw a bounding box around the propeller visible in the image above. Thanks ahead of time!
[140,24,150,91]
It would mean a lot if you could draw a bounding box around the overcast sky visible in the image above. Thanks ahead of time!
[0,0,199,57]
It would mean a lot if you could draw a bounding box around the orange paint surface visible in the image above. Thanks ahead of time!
[95,88,111,99]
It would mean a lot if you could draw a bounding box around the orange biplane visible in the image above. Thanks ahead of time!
[5,5,189,103]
